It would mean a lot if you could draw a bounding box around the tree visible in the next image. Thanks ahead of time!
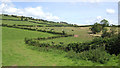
[101,24,117,38]
[91,22,102,34]
[101,28,111,38]
[100,19,109,28]
[110,24,117,36]
[24,18,28,21]
[62,29,65,35]
[21,16,24,21]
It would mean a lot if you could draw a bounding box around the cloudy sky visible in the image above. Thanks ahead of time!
[0,0,118,25]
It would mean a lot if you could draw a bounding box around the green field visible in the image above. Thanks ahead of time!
[2,14,119,66]
[1,15,70,27]
[2,27,118,66]
[35,27,93,45]
[2,27,96,66]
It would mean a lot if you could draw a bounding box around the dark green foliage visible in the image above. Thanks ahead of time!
[59,42,64,44]
[51,41,55,45]
[62,30,65,35]
[102,25,117,38]
[78,47,111,64]
[101,28,111,38]
[100,19,109,28]
[21,16,24,21]
[110,25,117,36]
[66,42,90,53]
[105,34,120,55]
[24,18,28,21]
[91,19,109,34]
[3,14,8,16]
[91,22,102,34]
[11,15,17,17]
[66,47,111,64]
[91,34,120,55]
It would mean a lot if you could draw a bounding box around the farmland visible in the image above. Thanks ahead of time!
[1,14,119,66]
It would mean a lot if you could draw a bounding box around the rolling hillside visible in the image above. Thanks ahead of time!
[1,14,119,66]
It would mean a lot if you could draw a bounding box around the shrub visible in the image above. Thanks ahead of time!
[105,34,120,55]
[66,46,111,64]
[101,28,110,38]
[79,47,111,64]
[66,43,90,53]
[91,22,102,34]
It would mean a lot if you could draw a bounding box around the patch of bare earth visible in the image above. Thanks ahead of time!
[74,35,79,37]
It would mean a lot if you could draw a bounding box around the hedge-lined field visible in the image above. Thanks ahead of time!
[34,27,93,45]
[3,27,75,66]
[25,32,119,65]
[2,27,104,66]
[1,15,73,27]
[2,27,119,66]
[2,14,119,66]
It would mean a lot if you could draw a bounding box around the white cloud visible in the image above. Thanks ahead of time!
[85,16,118,25]
[106,9,115,14]
[0,3,60,21]
[96,16,102,20]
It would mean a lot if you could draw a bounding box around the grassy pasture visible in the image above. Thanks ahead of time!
[2,27,118,66]
[33,27,94,45]
[1,20,44,26]
[2,14,119,66]
[2,27,101,66]
[1,15,20,20]
[1,15,70,27]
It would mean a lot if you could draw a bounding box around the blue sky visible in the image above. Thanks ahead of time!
[1,2,118,25]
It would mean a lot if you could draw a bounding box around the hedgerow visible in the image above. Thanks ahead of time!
[66,46,111,64]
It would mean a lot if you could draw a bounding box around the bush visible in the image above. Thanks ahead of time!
[105,34,120,55]
[91,34,120,55]
[66,46,111,64]
[79,47,111,64]
[66,42,90,53]
[101,28,110,38]
[91,22,102,34]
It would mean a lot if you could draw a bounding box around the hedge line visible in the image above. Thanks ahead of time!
[1,19,74,27]
[33,35,73,40]
[24,38,98,53]
[2,24,74,35]
[24,34,120,55]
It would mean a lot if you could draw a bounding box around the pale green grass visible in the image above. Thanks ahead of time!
[1,20,44,26]
[37,27,93,45]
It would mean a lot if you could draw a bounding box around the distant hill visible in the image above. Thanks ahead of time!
[0,14,79,27]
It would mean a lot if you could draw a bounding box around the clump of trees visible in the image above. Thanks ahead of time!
[91,22,102,34]
[101,24,117,38]
[91,19,109,34]
[91,19,118,38]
